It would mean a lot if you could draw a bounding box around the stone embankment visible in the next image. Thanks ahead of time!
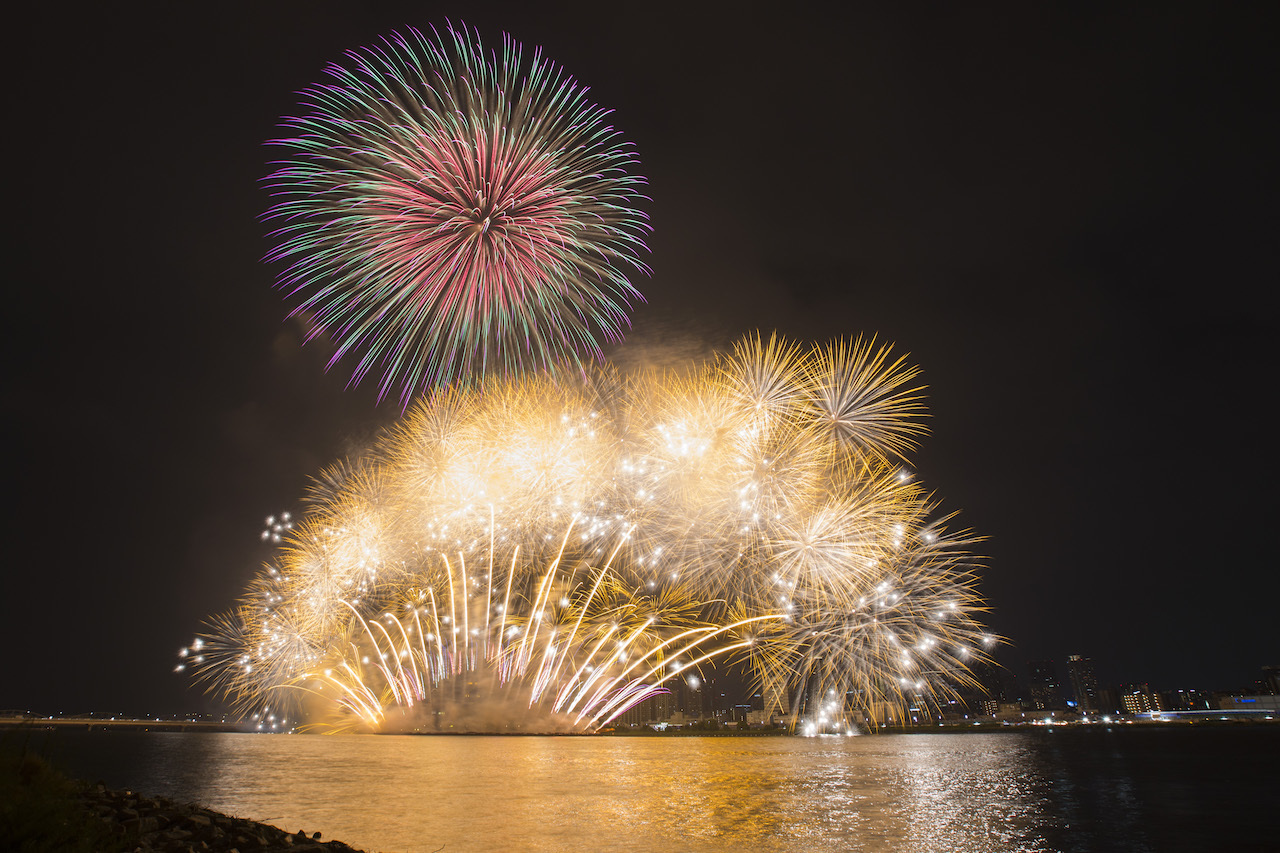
[79,783,367,853]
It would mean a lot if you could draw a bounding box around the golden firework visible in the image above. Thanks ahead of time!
[184,336,994,733]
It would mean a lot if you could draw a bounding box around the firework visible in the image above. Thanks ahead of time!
[185,336,994,732]
[264,24,650,402]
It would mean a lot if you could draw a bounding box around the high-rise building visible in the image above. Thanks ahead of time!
[1164,688,1214,711]
[1027,660,1062,710]
[1066,655,1100,713]
[616,689,676,726]
[965,659,1004,702]
[1121,683,1163,714]
[615,671,707,727]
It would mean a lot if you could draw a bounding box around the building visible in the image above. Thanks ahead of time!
[1096,686,1120,715]
[1163,688,1214,711]
[615,690,676,727]
[615,670,709,727]
[1066,655,1100,714]
[1217,694,1280,712]
[1121,683,1163,714]
[1027,660,1062,710]
[956,659,1005,711]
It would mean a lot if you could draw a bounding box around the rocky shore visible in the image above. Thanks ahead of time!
[75,782,368,853]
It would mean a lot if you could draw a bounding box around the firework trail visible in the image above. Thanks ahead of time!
[264,23,651,403]
[183,335,995,732]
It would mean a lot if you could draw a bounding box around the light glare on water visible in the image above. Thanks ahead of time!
[31,727,1279,853]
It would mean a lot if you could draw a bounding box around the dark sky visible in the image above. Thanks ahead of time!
[9,3,1275,715]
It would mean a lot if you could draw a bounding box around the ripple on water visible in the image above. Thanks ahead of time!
[35,726,1280,853]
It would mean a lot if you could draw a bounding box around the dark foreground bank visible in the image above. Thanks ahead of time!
[2,748,367,853]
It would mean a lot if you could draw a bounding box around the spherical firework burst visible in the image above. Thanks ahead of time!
[185,335,995,732]
[265,23,651,402]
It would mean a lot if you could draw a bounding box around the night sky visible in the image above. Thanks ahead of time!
[9,3,1275,716]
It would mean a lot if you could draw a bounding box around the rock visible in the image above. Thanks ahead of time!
[121,815,159,835]
[67,778,368,853]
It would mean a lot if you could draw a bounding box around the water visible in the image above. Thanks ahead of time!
[14,726,1278,852]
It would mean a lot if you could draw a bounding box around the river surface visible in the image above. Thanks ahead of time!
[15,726,1278,852]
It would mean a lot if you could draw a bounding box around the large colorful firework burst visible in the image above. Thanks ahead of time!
[183,336,995,732]
[265,24,650,402]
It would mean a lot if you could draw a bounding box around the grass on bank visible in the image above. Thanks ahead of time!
[0,733,128,853]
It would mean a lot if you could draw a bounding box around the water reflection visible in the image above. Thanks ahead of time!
[152,734,1063,852]
[35,727,1280,853]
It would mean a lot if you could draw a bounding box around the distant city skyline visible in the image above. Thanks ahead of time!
[989,652,1278,713]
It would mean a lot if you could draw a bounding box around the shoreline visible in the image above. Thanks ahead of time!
[72,783,369,853]
[5,716,1272,737]
[2,747,369,853]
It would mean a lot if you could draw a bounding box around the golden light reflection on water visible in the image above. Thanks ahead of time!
[159,734,1057,852]
[48,726,1280,852]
